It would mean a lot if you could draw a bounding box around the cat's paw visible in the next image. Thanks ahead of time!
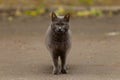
[53,69,59,75]
[61,69,67,74]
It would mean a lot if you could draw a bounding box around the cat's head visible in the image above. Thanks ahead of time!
[50,12,70,34]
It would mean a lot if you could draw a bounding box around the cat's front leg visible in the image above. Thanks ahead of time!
[52,54,59,75]
[60,53,67,74]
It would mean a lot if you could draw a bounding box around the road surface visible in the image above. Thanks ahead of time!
[0,15,120,80]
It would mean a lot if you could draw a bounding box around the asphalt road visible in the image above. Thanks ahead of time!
[0,15,120,80]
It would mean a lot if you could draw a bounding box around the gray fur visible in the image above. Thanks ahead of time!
[45,12,71,75]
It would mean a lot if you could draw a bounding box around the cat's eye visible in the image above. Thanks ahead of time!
[55,23,59,26]
[55,23,65,26]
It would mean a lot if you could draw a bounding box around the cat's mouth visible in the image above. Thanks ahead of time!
[55,29,65,33]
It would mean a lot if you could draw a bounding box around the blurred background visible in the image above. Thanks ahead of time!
[0,0,120,17]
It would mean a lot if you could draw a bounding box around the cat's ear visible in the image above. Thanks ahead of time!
[51,12,57,21]
[64,13,70,22]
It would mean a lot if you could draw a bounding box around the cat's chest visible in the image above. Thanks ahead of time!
[46,29,71,51]
[49,41,69,51]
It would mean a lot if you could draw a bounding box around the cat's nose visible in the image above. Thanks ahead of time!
[58,27,62,30]
[58,27,62,31]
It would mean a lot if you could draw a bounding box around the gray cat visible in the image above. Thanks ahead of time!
[45,12,71,75]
